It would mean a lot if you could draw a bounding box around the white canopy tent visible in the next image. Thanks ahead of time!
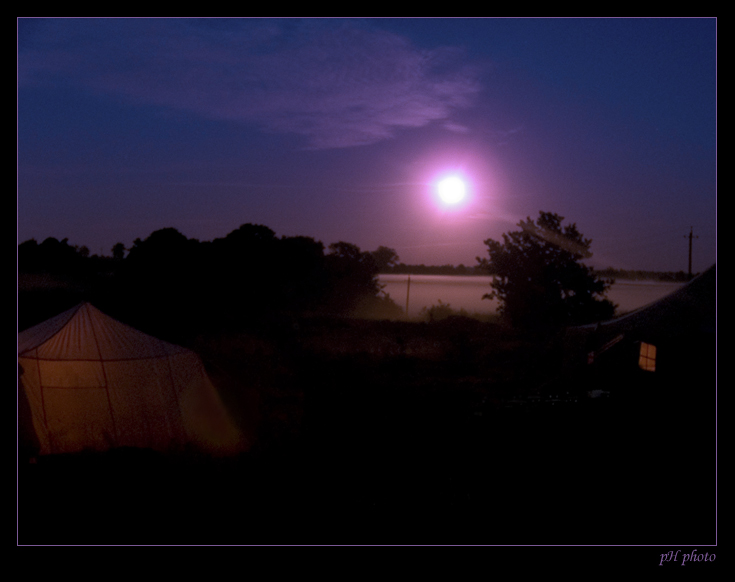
[18,302,244,456]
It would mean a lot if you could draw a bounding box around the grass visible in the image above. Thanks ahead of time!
[17,297,715,546]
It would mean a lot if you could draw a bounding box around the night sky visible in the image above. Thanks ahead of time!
[17,18,717,273]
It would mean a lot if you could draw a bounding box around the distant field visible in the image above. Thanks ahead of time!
[605,279,685,315]
[379,274,684,319]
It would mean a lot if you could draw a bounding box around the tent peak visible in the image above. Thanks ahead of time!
[18,302,245,456]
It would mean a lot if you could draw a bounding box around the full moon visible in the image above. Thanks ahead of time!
[437,176,467,205]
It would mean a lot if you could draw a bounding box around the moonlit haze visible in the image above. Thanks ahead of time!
[17,18,716,273]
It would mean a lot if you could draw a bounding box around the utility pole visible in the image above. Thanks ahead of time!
[405,275,411,318]
[684,226,699,280]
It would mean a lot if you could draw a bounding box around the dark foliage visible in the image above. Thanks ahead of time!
[322,242,387,316]
[18,224,401,332]
[18,237,90,276]
[370,246,400,272]
[477,212,616,331]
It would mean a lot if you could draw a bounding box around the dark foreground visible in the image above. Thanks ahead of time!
[17,316,716,546]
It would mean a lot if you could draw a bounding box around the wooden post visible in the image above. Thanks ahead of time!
[405,275,411,318]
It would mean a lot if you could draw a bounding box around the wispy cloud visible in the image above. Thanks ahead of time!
[19,19,482,149]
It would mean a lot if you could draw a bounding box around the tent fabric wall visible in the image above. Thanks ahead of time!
[18,303,243,456]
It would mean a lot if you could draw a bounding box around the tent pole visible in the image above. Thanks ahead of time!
[89,315,119,447]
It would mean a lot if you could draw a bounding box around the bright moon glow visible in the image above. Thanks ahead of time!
[437,176,466,205]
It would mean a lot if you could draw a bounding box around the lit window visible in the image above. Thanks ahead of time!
[638,342,656,372]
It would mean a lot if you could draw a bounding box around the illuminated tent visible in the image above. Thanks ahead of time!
[18,302,244,456]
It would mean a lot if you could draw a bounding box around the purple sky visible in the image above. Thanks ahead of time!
[18,18,717,272]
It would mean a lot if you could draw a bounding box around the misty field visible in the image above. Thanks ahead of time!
[18,271,713,546]
[379,274,684,318]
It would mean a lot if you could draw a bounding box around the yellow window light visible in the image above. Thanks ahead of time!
[638,342,657,372]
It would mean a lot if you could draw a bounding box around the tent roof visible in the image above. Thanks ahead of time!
[565,264,716,354]
[592,264,715,338]
[18,302,189,361]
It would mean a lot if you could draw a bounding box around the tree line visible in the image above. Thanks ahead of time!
[19,211,628,334]
[593,268,692,282]
[380,263,487,276]
[18,225,403,333]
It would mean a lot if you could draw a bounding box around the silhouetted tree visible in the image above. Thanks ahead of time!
[477,211,615,331]
[112,242,126,261]
[371,246,400,273]
[117,228,206,331]
[18,239,40,272]
[323,242,381,314]
[276,235,327,312]
[18,237,90,275]
[125,228,198,276]
[205,224,282,319]
[19,222,405,328]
